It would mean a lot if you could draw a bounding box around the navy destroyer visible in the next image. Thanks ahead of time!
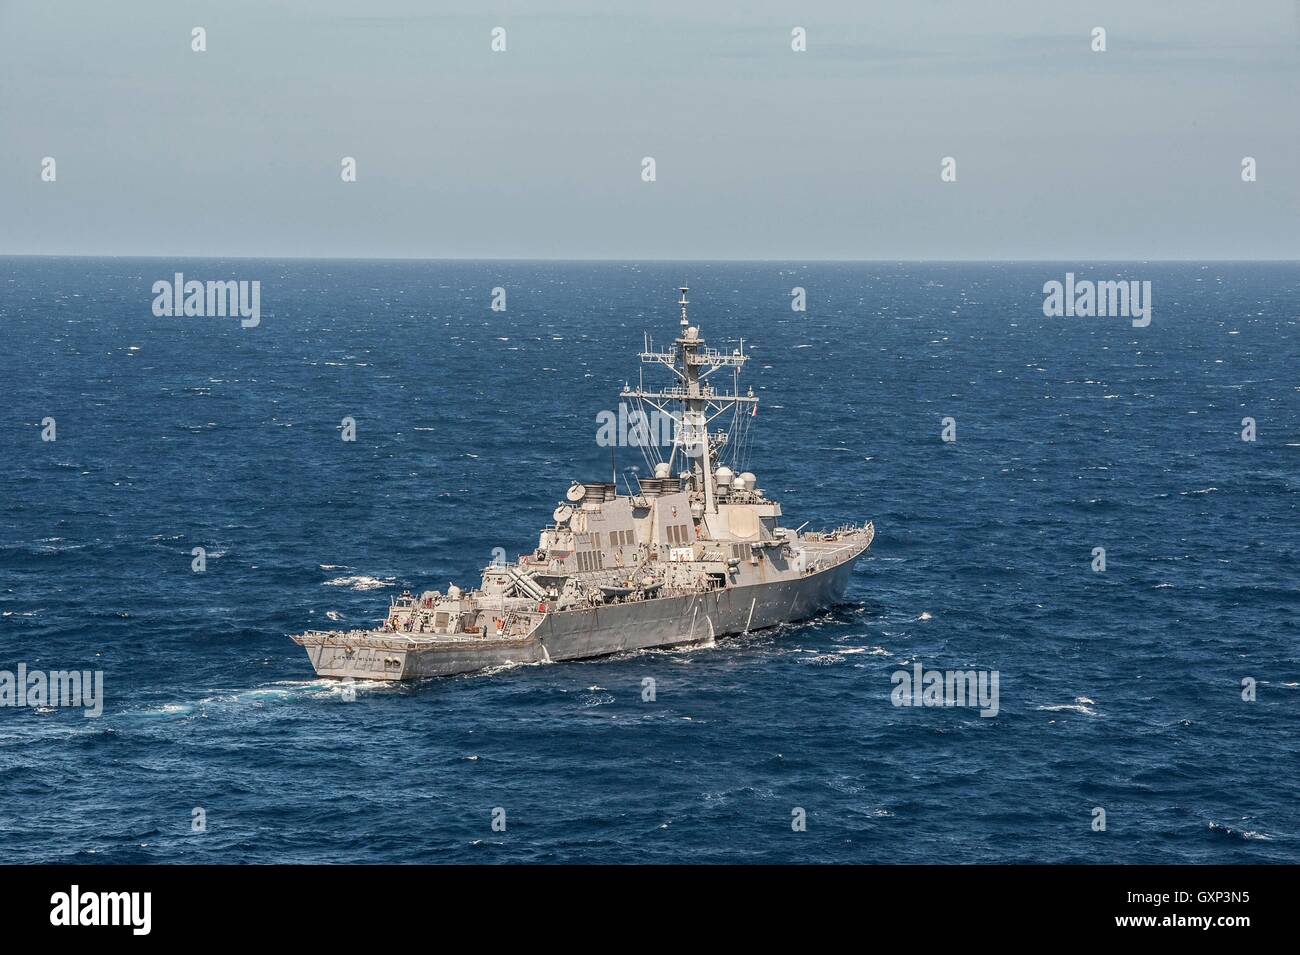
[292,288,874,679]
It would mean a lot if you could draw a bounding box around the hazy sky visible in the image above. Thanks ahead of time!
[1,1,1297,259]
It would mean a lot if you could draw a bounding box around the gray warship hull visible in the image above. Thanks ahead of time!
[297,539,867,680]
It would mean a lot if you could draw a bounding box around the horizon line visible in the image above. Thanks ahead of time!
[1,254,1298,265]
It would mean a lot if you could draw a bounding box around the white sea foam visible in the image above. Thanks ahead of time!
[799,652,844,665]
[134,703,195,718]
[473,659,545,677]
[1208,821,1272,841]
[323,575,394,591]
[1037,702,1097,716]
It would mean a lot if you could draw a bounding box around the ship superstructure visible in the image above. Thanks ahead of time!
[292,287,874,679]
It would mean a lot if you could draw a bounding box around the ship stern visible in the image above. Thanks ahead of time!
[293,632,412,680]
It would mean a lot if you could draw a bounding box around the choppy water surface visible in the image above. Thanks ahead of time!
[0,259,1296,862]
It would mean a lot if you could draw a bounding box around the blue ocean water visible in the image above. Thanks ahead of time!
[0,258,1296,864]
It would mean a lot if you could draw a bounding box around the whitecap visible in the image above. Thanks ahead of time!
[134,703,194,718]
[1037,702,1097,716]
[799,653,844,665]
[323,575,395,591]
[1208,821,1272,841]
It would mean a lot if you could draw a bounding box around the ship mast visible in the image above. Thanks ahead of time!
[620,286,757,514]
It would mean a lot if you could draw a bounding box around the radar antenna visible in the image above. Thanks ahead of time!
[620,285,758,514]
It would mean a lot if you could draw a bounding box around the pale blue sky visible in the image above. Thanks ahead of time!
[1,0,1297,259]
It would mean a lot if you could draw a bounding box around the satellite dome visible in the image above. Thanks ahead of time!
[731,477,746,491]
[715,466,734,486]
[740,471,757,491]
[653,462,672,478]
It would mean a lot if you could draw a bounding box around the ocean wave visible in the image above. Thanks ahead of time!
[132,679,398,719]
[323,575,394,591]
[1208,821,1272,841]
[466,659,549,678]
[798,652,845,665]
[132,703,195,718]
[1036,701,1097,717]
